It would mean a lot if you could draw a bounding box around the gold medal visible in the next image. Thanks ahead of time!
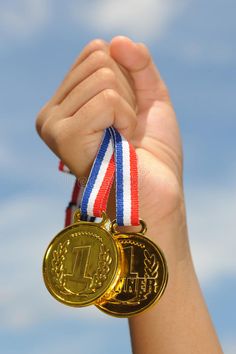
[43,210,122,307]
[96,220,168,317]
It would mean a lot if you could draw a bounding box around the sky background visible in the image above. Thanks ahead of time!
[0,0,235,353]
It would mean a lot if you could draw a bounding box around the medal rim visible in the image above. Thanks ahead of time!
[43,216,122,307]
[96,232,168,317]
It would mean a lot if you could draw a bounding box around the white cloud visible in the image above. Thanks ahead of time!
[0,0,51,40]
[0,0,189,43]
[71,0,188,41]
[186,179,236,284]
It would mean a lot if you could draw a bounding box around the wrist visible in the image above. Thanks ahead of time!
[107,182,191,267]
[143,195,192,264]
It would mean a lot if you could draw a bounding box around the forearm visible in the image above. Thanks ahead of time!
[128,204,223,354]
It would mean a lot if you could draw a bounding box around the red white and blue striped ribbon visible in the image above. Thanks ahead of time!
[61,127,139,227]
[80,129,115,220]
[65,179,98,225]
[110,127,139,226]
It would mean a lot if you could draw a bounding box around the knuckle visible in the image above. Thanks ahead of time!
[88,39,107,51]
[35,104,50,135]
[40,119,54,143]
[84,39,108,58]
[91,50,110,67]
[96,67,117,87]
[102,89,120,105]
[40,118,64,150]
[37,105,60,140]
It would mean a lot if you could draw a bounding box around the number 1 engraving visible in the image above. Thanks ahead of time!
[67,246,92,281]
[124,245,138,278]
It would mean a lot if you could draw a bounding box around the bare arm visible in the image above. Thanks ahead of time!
[129,210,222,354]
[36,36,223,354]
[109,37,223,354]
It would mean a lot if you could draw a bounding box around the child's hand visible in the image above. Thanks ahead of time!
[36,36,183,226]
[36,38,137,178]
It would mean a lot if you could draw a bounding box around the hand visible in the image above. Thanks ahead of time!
[36,36,184,232]
[36,38,137,179]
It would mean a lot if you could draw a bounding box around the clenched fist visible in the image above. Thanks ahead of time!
[36,36,183,226]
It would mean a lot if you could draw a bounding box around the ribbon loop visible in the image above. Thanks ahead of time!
[62,127,139,227]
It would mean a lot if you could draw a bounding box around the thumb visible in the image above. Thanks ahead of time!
[110,36,169,107]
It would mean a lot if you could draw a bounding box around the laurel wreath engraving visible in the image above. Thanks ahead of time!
[51,240,70,289]
[107,248,160,305]
[144,249,159,278]
[51,239,112,296]
[89,244,112,293]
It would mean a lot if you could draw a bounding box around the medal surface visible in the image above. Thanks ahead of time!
[43,210,121,307]
[96,221,168,317]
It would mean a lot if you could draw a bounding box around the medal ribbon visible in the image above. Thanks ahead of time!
[61,127,139,226]
[80,129,115,220]
[109,127,139,226]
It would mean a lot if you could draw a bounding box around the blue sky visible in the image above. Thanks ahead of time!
[0,0,235,353]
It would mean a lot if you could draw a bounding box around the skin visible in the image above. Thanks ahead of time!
[36,36,223,354]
